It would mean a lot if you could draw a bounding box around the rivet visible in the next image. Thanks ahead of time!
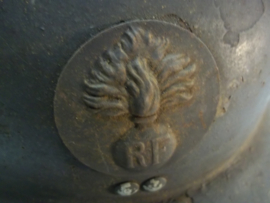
[115,182,139,196]
[143,177,167,192]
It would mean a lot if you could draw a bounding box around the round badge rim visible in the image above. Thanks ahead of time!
[54,19,220,176]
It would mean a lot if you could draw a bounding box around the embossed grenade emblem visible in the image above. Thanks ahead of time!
[83,26,197,171]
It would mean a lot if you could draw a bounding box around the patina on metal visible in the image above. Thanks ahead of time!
[2,0,270,202]
[54,20,220,177]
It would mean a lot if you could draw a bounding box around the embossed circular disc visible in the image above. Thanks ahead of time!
[54,20,220,176]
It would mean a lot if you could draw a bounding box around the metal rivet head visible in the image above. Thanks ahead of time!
[115,182,139,196]
[143,177,167,192]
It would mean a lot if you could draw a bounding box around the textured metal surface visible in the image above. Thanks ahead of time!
[1,0,270,202]
[189,101,270,203]
[54,20,219,176]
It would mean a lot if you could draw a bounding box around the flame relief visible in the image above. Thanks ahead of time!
[83,26,197,124]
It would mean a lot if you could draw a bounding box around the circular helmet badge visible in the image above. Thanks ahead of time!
[54,20,220,176]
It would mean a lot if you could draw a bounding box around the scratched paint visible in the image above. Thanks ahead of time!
[215,0,264,46]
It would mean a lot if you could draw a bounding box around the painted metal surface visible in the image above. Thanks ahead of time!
[0,0,270,202]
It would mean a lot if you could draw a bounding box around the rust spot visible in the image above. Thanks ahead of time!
[199,111,207,129]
